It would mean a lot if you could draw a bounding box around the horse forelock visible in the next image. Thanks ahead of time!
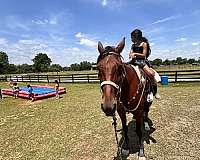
[97,46,118,63]
[97,54,122,69]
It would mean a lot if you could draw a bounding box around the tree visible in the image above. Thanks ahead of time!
[50,64,63,72]
[80,61,92,70]
[0,51,9,74]
[151,58,162,66]
[7,64,17,73]
[32,53,52,72]
[187,58,196,64]
[70,63,80,71]
[163,59,171,65]
[16,64,33,73]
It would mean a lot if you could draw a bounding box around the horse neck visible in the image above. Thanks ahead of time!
[124,64,140,83]
[122,64,140,96]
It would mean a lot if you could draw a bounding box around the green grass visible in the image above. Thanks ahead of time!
[0,82,200,159]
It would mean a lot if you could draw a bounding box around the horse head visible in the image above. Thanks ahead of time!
[97,38,125,116]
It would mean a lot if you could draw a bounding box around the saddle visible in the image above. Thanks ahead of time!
[130,64,160,96]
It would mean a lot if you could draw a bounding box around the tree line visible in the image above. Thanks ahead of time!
[0,51,94,74]
[0,51,200,74]
[149,57,200,66]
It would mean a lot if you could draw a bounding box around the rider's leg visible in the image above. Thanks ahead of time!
[143,65,155,81]
[143,65,161,99]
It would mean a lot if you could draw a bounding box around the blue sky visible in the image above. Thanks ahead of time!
[0,0,200,66]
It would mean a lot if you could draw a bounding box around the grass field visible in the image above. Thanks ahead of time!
[0,82,200,160]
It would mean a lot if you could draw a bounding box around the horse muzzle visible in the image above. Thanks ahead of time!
[101,103,117,117]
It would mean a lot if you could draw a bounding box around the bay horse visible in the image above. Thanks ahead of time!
[97,38,152,159]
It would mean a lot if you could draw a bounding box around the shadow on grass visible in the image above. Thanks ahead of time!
[113,117,156,160]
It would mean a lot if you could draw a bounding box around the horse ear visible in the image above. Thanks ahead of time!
[116,37,125,53]
[98,41,105,54]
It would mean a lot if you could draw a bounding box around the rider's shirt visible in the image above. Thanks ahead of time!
[131,42,145,60]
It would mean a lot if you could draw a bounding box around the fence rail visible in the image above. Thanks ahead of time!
[0,70,200,83]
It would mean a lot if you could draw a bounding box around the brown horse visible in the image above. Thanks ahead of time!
[97,38,152,159]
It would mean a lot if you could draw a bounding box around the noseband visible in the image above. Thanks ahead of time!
[101,81,119,90]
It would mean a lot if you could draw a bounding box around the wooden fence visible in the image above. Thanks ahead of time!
[0,70,200,83]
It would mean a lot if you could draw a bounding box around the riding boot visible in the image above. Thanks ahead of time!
[151,82,161,99]
[151,82,157,96]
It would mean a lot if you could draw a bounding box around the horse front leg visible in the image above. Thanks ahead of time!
[143,101,151,131]
[135,109,146,160]
[117,106,129,156]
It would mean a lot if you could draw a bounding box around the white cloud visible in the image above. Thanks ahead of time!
[0,38,8,45]
[5,16,30,31]
[79,38,96,47]
[19,39,36,45]
[71,47,80,51]
[1,37,98,66]
[152,15,180,25]
[102,0,107,6]
[75,32,97,47]
[32,20,45,25]
[32,18,57,25]
[75,32,84,38]
[150,42,155,46]
[150,44,200,61]
[175,38,187,42]
[49,20,57,25]
[192,42,199,46]
[49,34,64,41]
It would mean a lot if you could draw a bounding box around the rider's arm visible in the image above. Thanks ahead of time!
[129,49,133,59]
[129,42,148,59]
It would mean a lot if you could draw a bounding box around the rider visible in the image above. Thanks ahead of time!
[129,29,160,99]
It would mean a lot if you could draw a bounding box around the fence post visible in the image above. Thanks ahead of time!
[22,76,23,82]
[58,75,61,83]
[87,74,90,83]
[37,75,39,83]
[47,75,49,83]
[72,74,74,83]
[29,75,31,82]
[175,71,178,83]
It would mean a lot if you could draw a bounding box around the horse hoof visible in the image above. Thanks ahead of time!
[144,122,150,131]
[121,148,129,156]
[137,156,146,160]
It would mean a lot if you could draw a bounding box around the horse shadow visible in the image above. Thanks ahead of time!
[113,117,156,160]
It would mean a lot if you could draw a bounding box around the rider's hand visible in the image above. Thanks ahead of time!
[129,52,136,59]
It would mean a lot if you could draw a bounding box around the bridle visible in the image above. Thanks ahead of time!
[98,51,126,159]
[98,50,146,159]
[98,51,126,99]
